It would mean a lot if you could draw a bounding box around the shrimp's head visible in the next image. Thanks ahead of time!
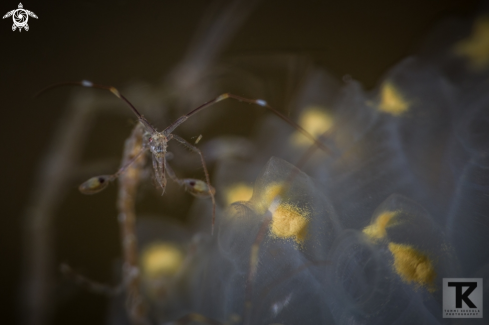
[148,133,168,159]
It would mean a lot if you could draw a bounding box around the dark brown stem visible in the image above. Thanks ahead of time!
[117,124,148,325]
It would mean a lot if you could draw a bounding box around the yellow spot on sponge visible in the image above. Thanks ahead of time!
[388,242,436,291]
[270,203,310,244]
[225,183,253,205]
[378,83,409,116]
[363,211,397,241]
[454,15,489,71]
[290,107,333,147]
[244,182,310,245]
[140,243,184,279]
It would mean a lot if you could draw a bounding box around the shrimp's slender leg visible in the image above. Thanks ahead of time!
[164,160,183,186]
[164,159,215,199]
[60,263,123,296]
[79,147,148,195]
[170,134,216,234]
[113,146,148,180]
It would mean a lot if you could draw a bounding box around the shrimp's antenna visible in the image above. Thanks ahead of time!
[36,81,156,132]
[181,93,332,155]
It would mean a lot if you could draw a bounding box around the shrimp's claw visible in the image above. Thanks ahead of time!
[182,179,216,198]
[79,175,111,194]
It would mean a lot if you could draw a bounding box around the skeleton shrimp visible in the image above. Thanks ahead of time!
[37,80,331,234]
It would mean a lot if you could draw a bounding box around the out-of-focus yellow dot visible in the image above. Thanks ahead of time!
[228,314,241,325]
[140,243,184,279]
[225,183,253,205]
[188,313,208,323]
[363,211,398,241]
[388,242,436,291]
[454,15,489,71]
[290,107,333,147]
[270,203,310,244]
[378,83,409,116]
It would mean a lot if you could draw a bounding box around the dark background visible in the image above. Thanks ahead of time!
[0,0,482,324]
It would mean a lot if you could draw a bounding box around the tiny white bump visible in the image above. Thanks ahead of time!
[81,80,93,87]
[268,197,282,214]
[256,99,267,106]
